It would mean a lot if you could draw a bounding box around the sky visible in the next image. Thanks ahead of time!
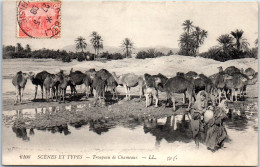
[2,1,258,52]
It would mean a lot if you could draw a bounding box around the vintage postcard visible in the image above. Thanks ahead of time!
[2,0,258,166]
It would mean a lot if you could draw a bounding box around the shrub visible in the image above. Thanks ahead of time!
[100,52,110,59]
[167,50,174,56]
[136,49,165,59]
[107,53,124,60]
[136,51,148,59]
[77,53,86,62]
[61,51,71,62]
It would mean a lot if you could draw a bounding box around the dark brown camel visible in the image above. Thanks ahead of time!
[90,69,118,99]
[224,66,241,75]
[12,71,30,104]
[185,71,198,79]
[209,68,230,103]
[28,70,51,100]
[161,75,195,111]
[193,74,213,94]
[69,68,92,98]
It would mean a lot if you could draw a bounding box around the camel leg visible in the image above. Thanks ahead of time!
[154,93,158,108]
[171,95,176,111]
[112,88,115,100]
[103,88,105,100]
[139,84,143,99]
[70,85,74,96]
[183,92,186,104]
[188,93,192,109]
[41,85,44,99]
[62,89,65,103]
[231,88,234,102]
[235,89,238,101]
[85,84,89,99]
[45,88,48,101]
[99,96,102,106]
[19,88,21,103]
[128,87,131,100]
[217,89,222,103]
[73,86,77,96]
[34,85,38,100]
[223,89,227,100]
[20,88,24,103]
[51,88,54,100]
[123,84,128,100]
[15,87,19,104]
[145,94,149,107]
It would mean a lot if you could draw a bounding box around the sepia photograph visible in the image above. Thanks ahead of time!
[2,0,258,166]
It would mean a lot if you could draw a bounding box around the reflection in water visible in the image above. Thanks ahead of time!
[12,109,30,141]
[6,101,258,149]
[89,120,116,135]
[144,115,193,147]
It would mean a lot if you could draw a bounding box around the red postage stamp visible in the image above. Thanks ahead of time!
[17,1,61,38]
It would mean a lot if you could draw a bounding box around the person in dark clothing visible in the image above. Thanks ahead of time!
[189,91,228,151]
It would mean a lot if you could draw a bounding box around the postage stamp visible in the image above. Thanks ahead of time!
[17,1,61,38]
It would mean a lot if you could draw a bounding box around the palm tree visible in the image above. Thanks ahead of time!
[178,32,195,55]
[230,29,249,51]
[25,44,31,52]
[121,38,134,58]
[90,31,103,60]
[16,43,23,52]
[217,34,234,54]
[182,20,194,34]
[75,36,87,53]
[192,27,208,55]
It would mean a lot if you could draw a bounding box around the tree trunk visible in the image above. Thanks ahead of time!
[126,47,129,58]
[94,48,97,60]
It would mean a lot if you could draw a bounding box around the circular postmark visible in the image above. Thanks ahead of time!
[17,1,61,38]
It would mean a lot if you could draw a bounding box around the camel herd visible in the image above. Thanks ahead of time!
[12,66,258,110]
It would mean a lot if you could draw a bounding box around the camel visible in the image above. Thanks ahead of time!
[193,74,213,94]
[28,70,51,100]
[245,68,256,79]
[43,74,59,101]
[185,71,198,79]
[106,75,118,100]
[246,72,258,85]
[143,73,162,107]
[112,72,144,100]
[96,69,118,99]
[224,73,248,101]
[209,67,231,103]
[69,68,92,98]
[160,75,195,111]
[144,87,159,108]
[12,71,30,104]
[55,74,71,102]
[91,74,106,106]
[224,66,241,75]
